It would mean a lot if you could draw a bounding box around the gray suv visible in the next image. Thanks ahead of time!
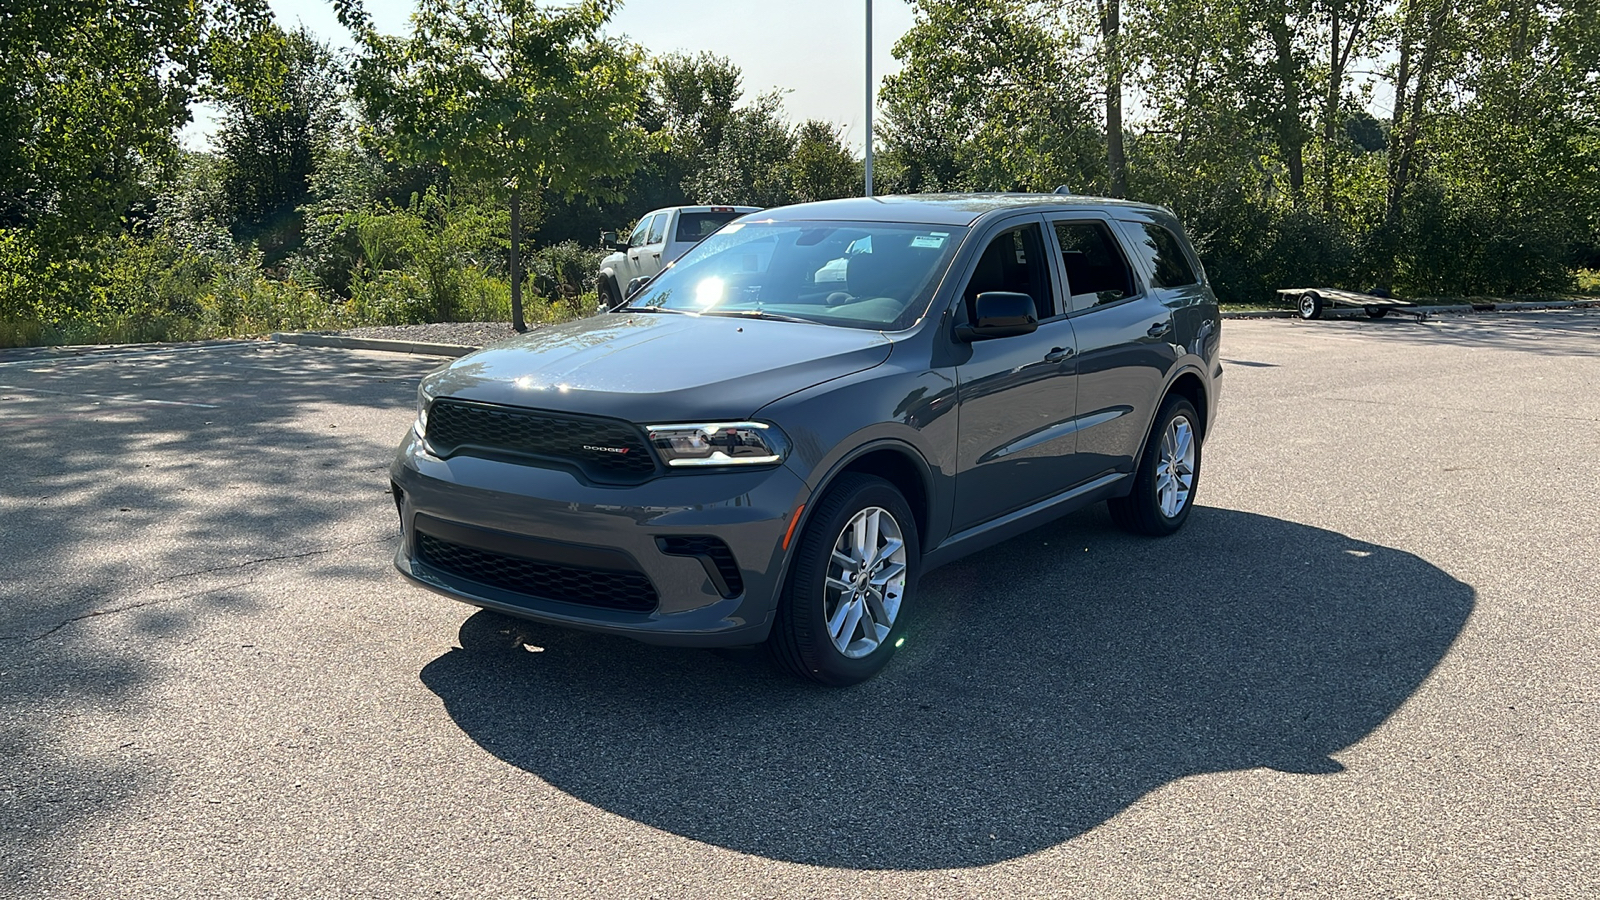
[391,194,1221,685]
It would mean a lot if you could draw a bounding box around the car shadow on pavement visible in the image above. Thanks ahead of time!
[419,506,1473,870]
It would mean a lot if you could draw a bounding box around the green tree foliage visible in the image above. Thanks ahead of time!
[339,0,650,331]
[789,121,865,203]
[878,0,1104,193]
[214,27,346,264]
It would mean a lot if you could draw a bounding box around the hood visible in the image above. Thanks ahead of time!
[424,312,892,423]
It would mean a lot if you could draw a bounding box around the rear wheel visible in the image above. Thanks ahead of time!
[1365,306,1389,319]
[1108,396,1202,536]
[1298,291,1324,320]
[770,474,918,686]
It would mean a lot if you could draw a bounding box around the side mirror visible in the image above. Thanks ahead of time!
[953,292,1038,341]
[601,231,627,251]
[625,276,648,299]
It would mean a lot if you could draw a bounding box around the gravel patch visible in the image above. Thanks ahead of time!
[338,321,527,349]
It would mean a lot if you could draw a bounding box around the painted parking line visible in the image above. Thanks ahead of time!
[0,384,220,409]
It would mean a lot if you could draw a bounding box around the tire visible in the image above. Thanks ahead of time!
[597,274,623,311]
[1298,291,1324,320]
[1108,396,1203,537]
[1365,306,1389,319]
[769,474,919,686]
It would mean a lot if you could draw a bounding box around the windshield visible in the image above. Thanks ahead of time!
[625,221,966,330]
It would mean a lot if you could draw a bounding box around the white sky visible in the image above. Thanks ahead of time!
[182,0,917,152]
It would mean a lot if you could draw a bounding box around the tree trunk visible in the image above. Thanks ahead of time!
[510,187,527,333]
[1322,4,1341,216]
[1269,14,1306,204]
[1103,0,1127,198]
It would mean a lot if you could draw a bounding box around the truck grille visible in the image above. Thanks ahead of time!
[417,532,659,613]
[425,398,657,483]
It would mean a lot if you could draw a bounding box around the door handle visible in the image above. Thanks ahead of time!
[1044,346,1074,363]
[1147,321,1172,338]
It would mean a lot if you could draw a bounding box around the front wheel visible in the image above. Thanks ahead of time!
[1298,291,1324,320]
[597,275,623,311]
[769,474,919,686]
[1365,306,1389,319]
[1108,396,1203,536]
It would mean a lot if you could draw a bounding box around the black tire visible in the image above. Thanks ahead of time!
[1365,306,1389,319]
[597,275,623,311]
[769,474,919,686]
[1298,291,1324,320]
[1108,396,1203,537]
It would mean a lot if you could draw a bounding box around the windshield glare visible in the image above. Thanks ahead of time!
[626,221,965,330]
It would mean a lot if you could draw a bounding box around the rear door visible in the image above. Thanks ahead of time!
[1048,214,1178,485]
[951,217,1081,532]
[626,212,667,281]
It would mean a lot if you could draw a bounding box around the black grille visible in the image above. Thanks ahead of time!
[426,399,657,482]
[658,535,744,598]
[417,532,659,612]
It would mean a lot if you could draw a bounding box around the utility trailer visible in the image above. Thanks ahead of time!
[1276,287,1425,321]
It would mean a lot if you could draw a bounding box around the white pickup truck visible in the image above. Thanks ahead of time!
[596,205,760,309]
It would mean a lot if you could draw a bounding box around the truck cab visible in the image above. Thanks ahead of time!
[597,205,760,309]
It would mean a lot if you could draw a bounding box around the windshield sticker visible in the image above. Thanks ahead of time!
[910,234,947,249]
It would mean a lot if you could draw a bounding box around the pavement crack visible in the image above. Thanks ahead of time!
[23,579,257,643]
[16,538,390,643]
[145,539,391,587]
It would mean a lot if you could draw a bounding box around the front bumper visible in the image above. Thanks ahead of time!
[390,432,808,647]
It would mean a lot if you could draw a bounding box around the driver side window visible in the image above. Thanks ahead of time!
[628,215,654,248]
[962,224,1055,321]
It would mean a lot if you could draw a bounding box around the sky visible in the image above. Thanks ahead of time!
[182,0,917,151]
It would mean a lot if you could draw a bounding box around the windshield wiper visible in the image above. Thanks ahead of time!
[700,309,814,324]
[625,304,690,315]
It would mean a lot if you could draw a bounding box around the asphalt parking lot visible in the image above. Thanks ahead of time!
[2,311,1597,899]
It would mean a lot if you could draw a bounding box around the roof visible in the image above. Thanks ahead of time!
[747,193,1172,227]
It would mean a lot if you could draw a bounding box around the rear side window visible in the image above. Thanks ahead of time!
[676,211,744,243]
[1053,221,1137,313]
[1129,223,1199,288]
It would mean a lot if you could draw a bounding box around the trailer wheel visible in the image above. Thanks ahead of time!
[1364,306,1389,319]
[1298,292,1324,320]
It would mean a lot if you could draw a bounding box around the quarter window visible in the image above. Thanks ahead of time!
[1053,221,1137,313]
[1131,223,1199,288]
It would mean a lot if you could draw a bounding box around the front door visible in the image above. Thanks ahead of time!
[952,220,1081,532]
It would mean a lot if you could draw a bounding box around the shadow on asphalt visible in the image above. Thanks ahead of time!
[419,505,1474,869]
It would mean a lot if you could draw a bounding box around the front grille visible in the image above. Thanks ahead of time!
[658,535,744,598]
[425,399,657,483]
[417,532,659,612]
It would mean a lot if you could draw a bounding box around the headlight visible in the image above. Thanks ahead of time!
[645,422,787,467]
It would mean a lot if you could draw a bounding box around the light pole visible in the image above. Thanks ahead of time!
[865,0,873,197]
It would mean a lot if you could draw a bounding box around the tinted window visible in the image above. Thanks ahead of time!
[627,221,964,330]
[1132,223,1199,288]
[645,214,667,245]
[962,224,1055,320]
[1053,221,1136,313]
[676,211,745,243]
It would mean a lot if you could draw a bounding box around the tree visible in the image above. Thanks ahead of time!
[214,27,346,263]
[789,120,863,203]
[0,0,276,243]
[339,0,649,331]
[879,0,1102,193]
[685,92,798,207]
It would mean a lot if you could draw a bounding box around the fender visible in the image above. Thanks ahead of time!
[1125,360,1213,479]
[769,435,937,597]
